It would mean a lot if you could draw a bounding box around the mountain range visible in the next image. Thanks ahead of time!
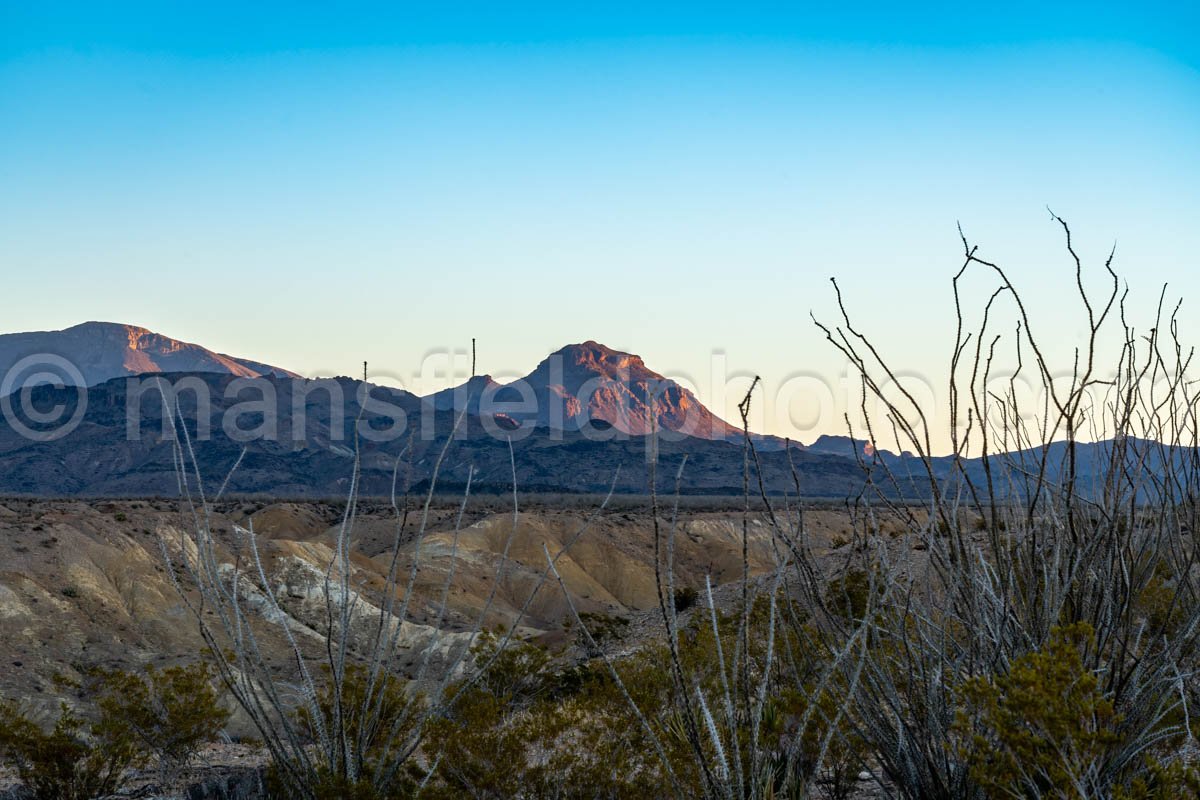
[0,322,1151,500]
[0,323,846,497]
[0,324,764,443]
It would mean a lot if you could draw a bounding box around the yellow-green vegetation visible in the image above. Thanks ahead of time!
[424,632,680,798]
[420,591,867,799]
[0,702,138,800]
[824,567,874,622]
[1114,756,1200,799]
[0,661,228,800]
[575,611,631,650]
[278,663,423,800]
[1135,560,1185,637]
[958,623,1121,798]
[956,623,1200,799]
[91,661,231,783]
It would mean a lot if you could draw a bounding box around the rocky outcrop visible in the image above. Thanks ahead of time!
[487,341,744,440]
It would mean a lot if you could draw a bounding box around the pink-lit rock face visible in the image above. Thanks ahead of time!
[504,341,742,440]
[419,340,761,441]
[0,322,297,388]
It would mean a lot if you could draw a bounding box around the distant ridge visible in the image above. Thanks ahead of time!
[0,327,1164,499]
[0,322,298,388]
[421,341,752,443]
[0,324,778,445]
[0,371,861,498]
[424,374,502,413]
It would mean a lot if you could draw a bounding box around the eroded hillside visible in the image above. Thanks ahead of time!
[0,497,862,720]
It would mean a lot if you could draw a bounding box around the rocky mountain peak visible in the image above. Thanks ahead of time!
[0,322,297,387]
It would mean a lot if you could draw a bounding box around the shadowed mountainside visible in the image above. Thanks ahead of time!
[0,373,871,497]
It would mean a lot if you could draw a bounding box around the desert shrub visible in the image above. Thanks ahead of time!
[955,622,1200,799]
[577,612,630,648]
[1114,755,1200,799]
[0,701,139,800]
[91,661,231,784]
[424,636,561,797]
[469,631,554,707]
[536,653,695,798]
[824,568,873,622]
[281,663,421,799]
[799,219,1200,800]
[266,766,413,800]
[425,636,684,798]
[673,586,699,613]
[1135,561,1184,637]
[577,581,862,799]
[426,683,551,797]
[0,661,229,799]
[957,623,1121,798]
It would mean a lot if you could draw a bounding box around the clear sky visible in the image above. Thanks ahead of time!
[3,3,1199,449]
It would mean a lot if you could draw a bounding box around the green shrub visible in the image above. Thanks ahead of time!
[957,623,1121,798]
[0,701,139,800]
[280,662,421,798]
[0,661,229,799]
[1114,755,1200,799]
[825,569,872,621]
[576,612,630,652]
[266,766,411,800]
[92,661,230,783]
[673,586,700,613]
[470,632,553,707]
[1136,562,1184,636]
[425,638,680,799]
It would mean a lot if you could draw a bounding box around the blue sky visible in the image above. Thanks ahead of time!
[2,3,1199,447]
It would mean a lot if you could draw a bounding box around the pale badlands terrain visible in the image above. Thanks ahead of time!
[0,497,868,723]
